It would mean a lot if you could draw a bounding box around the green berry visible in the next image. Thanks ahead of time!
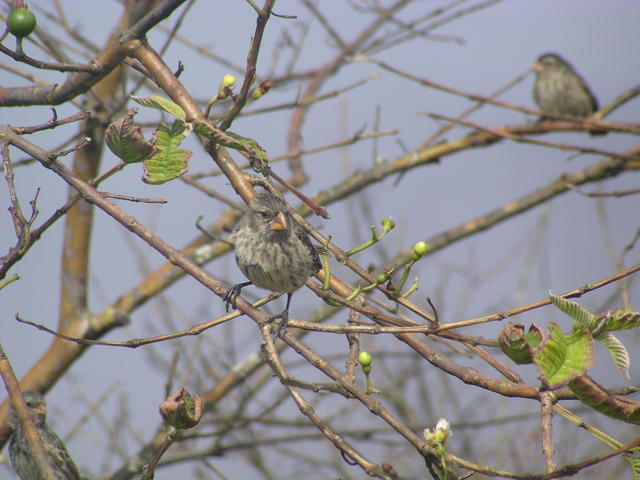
[358,351,373,367]
[413,241,429,259]
[376,273,388,284]
[7,7,36,38]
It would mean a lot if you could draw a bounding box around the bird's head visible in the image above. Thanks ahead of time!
[532,53,572,76]
[248,192,290,239]
[8,391,47,430]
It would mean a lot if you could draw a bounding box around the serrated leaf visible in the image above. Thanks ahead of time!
[598,308,640,333]
[499,322,543,364]
[623,450,640,480]
[193,122,268,162]
[131,95,186,121]
[549,292,599,332]
[143,122,191,185]
[569,375,640,424]
[599,332,631,379]
[533,324,594,389]
[525,324,543,350]
[499,323,531,364]
[105,108,158,163]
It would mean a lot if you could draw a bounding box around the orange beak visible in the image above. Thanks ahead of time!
[270,212,287,231]
[532,61,543,73]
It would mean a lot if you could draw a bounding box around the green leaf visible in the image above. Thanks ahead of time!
[143,121,191,185]
[599,332,631,379]
[193,122,268,164]
[533,324,594,389]
[569,375,640,424]
[549,292,599,331]
[105,108,158,163]
[597,308,640,333]
[498,322,543,364]
[624,450,640,480]
[131,95,186,121]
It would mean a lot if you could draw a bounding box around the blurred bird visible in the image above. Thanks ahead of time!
[532,53,605,135]
[225,191,323,327]
[8,390,82,480]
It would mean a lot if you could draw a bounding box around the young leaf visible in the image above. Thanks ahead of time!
[533,324,594,389]
[193,122,268,165]
[498,322,543,364]
[597,308,640,333]
[599,332,631,379]
[624,451,640,480]
[549,292,598,331]
[143,121,191,185]
[105,108,158,163]
[569,375,640,424]
[131,95,186,121]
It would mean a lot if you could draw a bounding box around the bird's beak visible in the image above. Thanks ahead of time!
[33,404,47,416]
[532,61,543,73]
[270,212,287,231]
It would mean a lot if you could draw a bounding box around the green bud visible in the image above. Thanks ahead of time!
[424,417,451,449]
[413,241,429,259]
[250,88,263,100]
[358,351,373,367]
[217,74,237,99]
[221,74,236,88]
[250,80,273,100]
[376,273,388,284]
[381,218,395,233]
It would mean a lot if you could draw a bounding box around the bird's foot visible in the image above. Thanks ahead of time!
[223,282,252,312]
[264,309,289,338]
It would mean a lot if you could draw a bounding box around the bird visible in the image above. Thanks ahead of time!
[224,191,323,328]
[532,53,605,135]
[8,390,82,480]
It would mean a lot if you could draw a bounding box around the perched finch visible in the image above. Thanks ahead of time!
[225,191,323,325]
[532,53,605,135]
[8,390,82,480]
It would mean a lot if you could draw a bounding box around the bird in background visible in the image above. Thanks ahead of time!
[225,191,324,329]
[532,52,605,136]
[8,390,82,480]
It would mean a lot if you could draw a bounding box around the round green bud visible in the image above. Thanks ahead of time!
[376,273,388,284]
[7,7,36,38]
[358,351,373,367]
[221,74,236,88]
[413,241,429,259]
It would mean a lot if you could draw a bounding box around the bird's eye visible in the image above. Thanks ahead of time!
[258,211,270,220]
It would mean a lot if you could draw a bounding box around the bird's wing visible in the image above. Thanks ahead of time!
[295,227,323,272]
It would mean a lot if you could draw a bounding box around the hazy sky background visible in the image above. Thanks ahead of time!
[1,1,639,478]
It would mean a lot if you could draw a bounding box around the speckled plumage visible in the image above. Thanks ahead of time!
[226,192,322,321]
[8,391,82,480]
[532,53,604,135]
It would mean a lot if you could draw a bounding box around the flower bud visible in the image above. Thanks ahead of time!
[358,351,373,367]
[376,273,388,284]
[250,80,273,100]
[413,241,429,259]
[381,218,395,234]
[217,74,237,99]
